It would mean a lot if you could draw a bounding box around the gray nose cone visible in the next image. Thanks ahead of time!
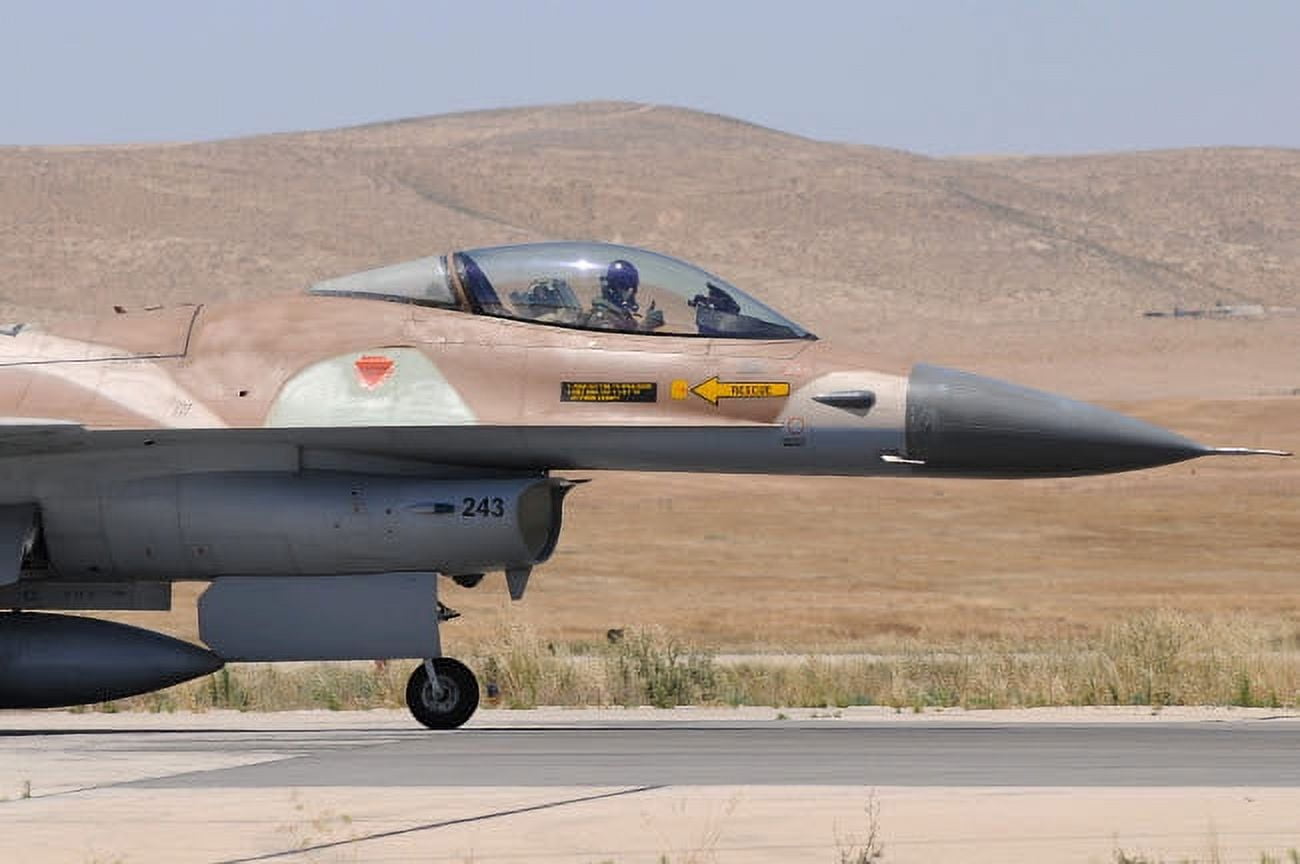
[905,364,1210,477]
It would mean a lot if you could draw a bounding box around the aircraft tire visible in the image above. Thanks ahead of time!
[406,657,479,730]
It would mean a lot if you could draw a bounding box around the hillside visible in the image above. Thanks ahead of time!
[2,103,1295,318]
[2,102,1296,649]
[3,102,1296,399]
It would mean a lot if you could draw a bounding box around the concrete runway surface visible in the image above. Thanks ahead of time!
[2,707,1298,863]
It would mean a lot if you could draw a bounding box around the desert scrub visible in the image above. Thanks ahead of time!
[102,661,409,712]
[1082,609,1295,707]
[604,627,719,707]
[471,623,718,708]
[93,611,1298,712]
[473,621,603,707]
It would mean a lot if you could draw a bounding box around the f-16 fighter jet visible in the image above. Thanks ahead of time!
[0,242,1286,727]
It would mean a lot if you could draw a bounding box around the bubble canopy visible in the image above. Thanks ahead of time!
[310,242,814,340]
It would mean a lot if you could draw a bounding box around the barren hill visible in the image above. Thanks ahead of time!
[1,101,1296,397]
[2,102,1295,648]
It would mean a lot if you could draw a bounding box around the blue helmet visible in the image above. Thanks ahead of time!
[601,259,639,311]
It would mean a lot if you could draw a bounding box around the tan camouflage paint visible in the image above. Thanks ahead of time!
[0,288,908,440]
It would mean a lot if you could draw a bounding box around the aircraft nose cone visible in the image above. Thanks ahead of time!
[904,364,1209,476]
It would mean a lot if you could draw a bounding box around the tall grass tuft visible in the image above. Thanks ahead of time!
[604,627,719,707]
[1083,610,1293,708]
[473,621,601,707]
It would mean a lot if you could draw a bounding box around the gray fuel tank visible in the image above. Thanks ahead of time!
[0,612,222,708]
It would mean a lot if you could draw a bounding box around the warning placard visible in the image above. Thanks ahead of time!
[561,382,658,403]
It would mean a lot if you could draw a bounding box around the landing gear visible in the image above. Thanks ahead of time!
[405,657,479,729]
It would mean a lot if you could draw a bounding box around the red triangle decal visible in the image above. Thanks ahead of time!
[355,355,395,390]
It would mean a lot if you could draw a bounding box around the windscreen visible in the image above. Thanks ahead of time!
[309,256,457,308]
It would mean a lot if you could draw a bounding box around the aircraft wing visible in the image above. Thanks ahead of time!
[0,422,836,475]
[0,420,1280,476]
[0,423,87,457]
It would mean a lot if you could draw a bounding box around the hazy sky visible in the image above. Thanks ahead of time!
[3,0,1297,154]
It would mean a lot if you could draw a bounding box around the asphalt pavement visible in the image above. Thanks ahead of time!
[3,708,1298,864]
[125,721,1300,788]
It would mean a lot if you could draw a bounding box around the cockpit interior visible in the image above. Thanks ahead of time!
[309,242,814,340]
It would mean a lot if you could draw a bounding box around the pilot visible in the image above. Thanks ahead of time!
[584,259,664,332]
[512,277,580,324]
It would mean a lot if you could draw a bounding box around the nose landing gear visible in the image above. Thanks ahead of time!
[405,656,479,729]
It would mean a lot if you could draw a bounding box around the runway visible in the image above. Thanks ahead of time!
[121,721,1300,788]
[3,707,1298,863]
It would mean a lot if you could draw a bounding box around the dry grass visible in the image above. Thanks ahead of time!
[1115,845,1300,864]
[100,610,1298,713]
[96,661,410,713]
[719,610,1298,711]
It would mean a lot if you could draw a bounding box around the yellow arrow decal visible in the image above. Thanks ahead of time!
[690,376,791,406]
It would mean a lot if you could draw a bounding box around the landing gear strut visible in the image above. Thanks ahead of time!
[405,657,479,729]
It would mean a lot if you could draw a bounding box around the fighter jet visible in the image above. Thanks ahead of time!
[0,242,1286,727]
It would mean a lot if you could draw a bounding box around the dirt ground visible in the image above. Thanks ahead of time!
[123,392,1297,653]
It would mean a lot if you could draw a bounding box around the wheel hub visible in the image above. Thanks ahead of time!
[424,678,459,714]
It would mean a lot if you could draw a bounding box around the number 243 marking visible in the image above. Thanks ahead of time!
[462,496,505,518]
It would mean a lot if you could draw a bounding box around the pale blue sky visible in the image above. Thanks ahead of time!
[2,0,1297,154]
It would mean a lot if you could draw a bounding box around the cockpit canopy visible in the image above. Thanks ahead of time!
[309,242,814,340]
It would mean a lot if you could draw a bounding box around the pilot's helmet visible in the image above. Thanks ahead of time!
[600,259,639,311]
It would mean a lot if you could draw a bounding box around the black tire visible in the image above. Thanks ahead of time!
[405,657,479,730]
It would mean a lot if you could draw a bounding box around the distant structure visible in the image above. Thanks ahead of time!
[1142,303,1296,319]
